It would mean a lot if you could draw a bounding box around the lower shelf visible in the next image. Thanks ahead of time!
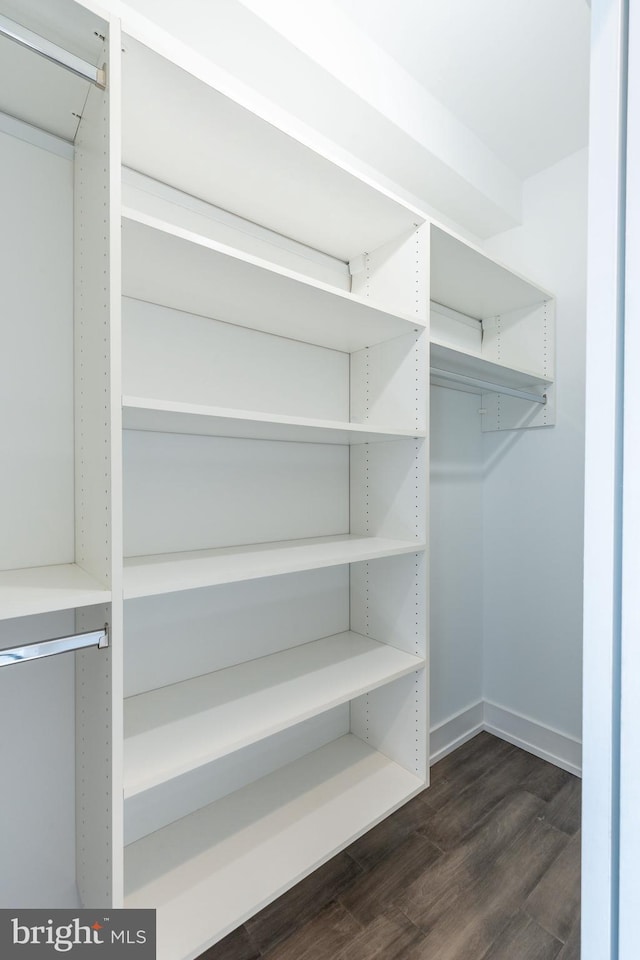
[0,563,111,621]
[124,631,424,797]
[124,734,424,960]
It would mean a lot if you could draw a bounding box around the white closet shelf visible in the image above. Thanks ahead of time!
[123,535,425,600]
[124,734,424,960]
[121,209,425,353]
[122,397,425,445]
[121,33,422,262]
[0,3,106,142]
[0,563,110,621]
[431,342,552,394]
[431,225,552,320]
[124,631,424,798]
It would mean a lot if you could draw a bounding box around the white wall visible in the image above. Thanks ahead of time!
[429,152,587,771]
[0,127,79,907]
[481,148,588,757]
[429,387,483,756]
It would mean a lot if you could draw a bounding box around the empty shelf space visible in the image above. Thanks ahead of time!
[0,563,110,621]
[124,733,424,960]
[431,342,552,394]
[121,208,424,352]
[124,631,424,797]
[123,535,425,600]
[431,225,551,320]
[122,396,425,444]
[121,33,421,262]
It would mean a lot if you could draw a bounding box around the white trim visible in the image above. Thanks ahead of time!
[0,110,73,159]
[484,700,582,777]
[429,699,582,777]
[581,1,628,956]
[429,700,484,764]
[619,2,640,954]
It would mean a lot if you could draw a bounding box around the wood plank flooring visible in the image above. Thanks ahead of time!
[198,733,581,960]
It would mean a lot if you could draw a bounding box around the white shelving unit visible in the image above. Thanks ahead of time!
[117,20,428,959]
[430,225,555,430]
[3,2,556,957]
[0,0,120,912]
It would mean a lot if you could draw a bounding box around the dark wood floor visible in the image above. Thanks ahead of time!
[199,732,581,960]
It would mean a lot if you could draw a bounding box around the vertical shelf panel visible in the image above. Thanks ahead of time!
[350,224,430,784]
[73,17,123,909]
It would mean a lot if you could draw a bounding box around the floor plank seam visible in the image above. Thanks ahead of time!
[522,907,571,946]
[392,902,429,938]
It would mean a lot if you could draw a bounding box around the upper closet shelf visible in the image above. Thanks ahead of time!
[124,631,424,798]
[431,342,552,402]
[121,33,422,261]
[431,225,551,320]
[121,210,424,352]
[0,563,110,621]
[0,1,106,141]
[124,734,424,960]
[122,397,425,445]
[124,535,426,601]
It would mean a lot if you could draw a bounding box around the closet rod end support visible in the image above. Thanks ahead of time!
[98,623,110,649]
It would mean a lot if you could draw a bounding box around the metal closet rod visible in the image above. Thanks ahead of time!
[0,625,109,668]
[430,367,547,405]
[0,14,106,89]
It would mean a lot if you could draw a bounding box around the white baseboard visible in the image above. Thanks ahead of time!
[483,700,582,777]
[430,700,484,764]
[430,699,582,777]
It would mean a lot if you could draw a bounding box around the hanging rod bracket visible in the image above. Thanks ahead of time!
[96,64,107,91]
[0,14,107,90]
[0,624,109,668]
